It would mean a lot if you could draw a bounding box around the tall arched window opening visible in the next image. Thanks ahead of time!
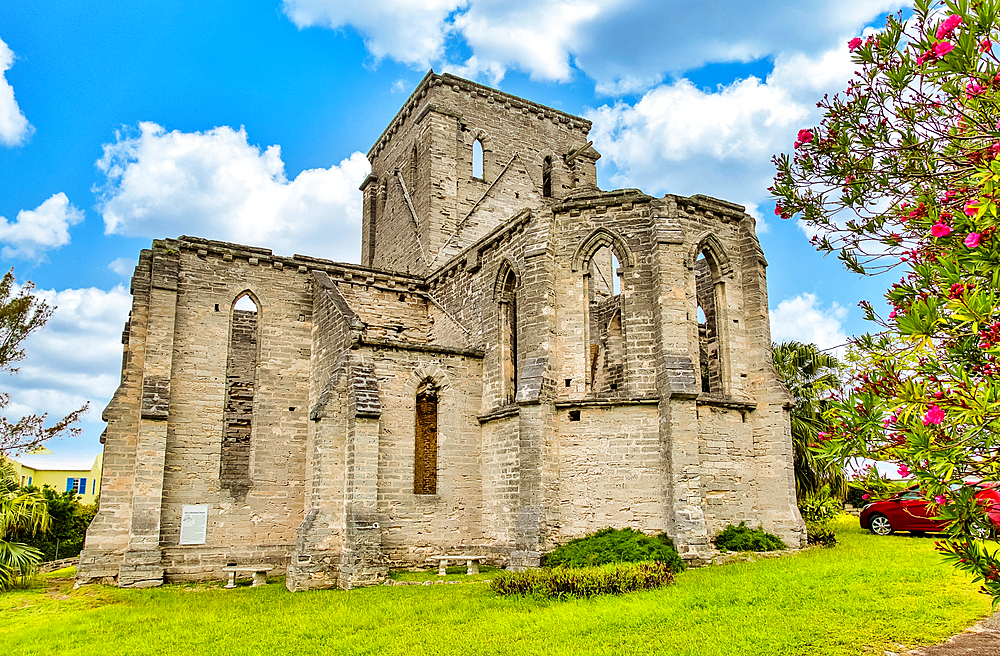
[542,156,552,197]
[498,268,518,405]
[472,139,484,180]
[409,143,418,188]
[414,381,438,494]
[585,244,625,395]
[221,293,258,500]
[695,252,724,394]
[366,184,378,267]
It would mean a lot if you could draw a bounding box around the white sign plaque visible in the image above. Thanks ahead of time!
[179,505,208,545]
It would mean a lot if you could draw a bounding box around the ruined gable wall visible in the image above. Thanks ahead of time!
[157,246,313,580]
[541,191,668,545]
[662,196,802,546]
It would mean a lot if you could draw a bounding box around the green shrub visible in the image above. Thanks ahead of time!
[798,487,842,524]
[490,561,674,598]
[542,527,686,573]
[713,522,786,552]
[805,521,837,547]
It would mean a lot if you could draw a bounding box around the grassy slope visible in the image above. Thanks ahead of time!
[3,517,992,656]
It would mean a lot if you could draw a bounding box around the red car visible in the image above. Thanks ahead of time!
[860,484,1000,537]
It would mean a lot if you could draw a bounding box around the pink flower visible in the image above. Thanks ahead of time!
[936,14,963,39]
[889,310,897,319]
[965,201,979,216]
[931,222,953,237]
[916,50,934,65]
[933,41,955,57]
[983,38,993,52]
[935,495,946,505]
[968,80,986,96]
[862,494,870,500]
[849,37,863,51]
[965,232,981,248]
[795,129,814,148]
[923,404,945,426]
[897,464,910,477]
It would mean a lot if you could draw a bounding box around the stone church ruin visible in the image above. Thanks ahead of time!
[78,71,805,589]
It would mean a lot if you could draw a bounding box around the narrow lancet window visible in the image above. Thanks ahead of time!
[542,156,552,197]
[367,185,378,267]
[221,293,258,500]
[695,252,723,394]
[585,244,625,394]
[499,269,518,405]
[473,139,484,180]
[414,381,438,494]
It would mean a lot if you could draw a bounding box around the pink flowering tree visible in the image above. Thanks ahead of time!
[771,0,1000,600]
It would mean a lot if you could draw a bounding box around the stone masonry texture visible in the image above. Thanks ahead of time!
[78,70,804,590]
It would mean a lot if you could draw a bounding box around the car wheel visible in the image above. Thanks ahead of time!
[870,514,893,536]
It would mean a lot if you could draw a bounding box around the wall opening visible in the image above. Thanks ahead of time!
[499,267,518,405]
[695,252,724,394]
[414,381,438,495]
[542,156,552,197]
[585,244,625,395]
[221,292,258,500]
[367,184,378,267]
[409,142,418,188]
[472,139,484,180]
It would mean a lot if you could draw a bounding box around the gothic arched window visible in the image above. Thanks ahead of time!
[414,381,438,495]
[221,292,258,500]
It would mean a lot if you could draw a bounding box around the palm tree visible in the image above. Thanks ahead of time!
[0,458,49,589]
[772,341,847,499]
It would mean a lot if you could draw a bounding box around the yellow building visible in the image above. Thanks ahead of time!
[6,448,103,505]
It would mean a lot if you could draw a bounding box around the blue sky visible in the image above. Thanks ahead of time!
[0,0,904,460]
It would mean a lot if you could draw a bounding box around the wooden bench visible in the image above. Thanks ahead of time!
[222,566,273,588]
[428,555,486,576]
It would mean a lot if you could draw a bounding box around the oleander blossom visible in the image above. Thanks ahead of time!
[935,495,946,505]
[849,37,863,51]
[898,464,911,477]
[966,232,981,248]
[936,14,963,39]
[794,129,814,148]
[934,41,956,57]
[923,404,945,425]
[931,222,953,237]
[968,80,986,96]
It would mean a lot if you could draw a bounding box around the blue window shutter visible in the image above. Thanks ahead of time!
[67,478,73,492]
[80,478,86,494]
[28,477,31,485]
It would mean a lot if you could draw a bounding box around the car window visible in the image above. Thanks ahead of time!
[900,491,922,500]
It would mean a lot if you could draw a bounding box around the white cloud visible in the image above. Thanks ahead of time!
[583,44,859,224]
[283,0,904,89]
[3,285,131,429]
[282,0,465,67]
[107,257,135,276]
[0,193,84,260]
[0,37,31,147]
[95,122,371,263]
[769,293,848,355]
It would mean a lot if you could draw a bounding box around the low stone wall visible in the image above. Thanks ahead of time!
[38,557,80,573]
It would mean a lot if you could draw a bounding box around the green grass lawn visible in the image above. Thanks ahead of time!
[2,516,992,656]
